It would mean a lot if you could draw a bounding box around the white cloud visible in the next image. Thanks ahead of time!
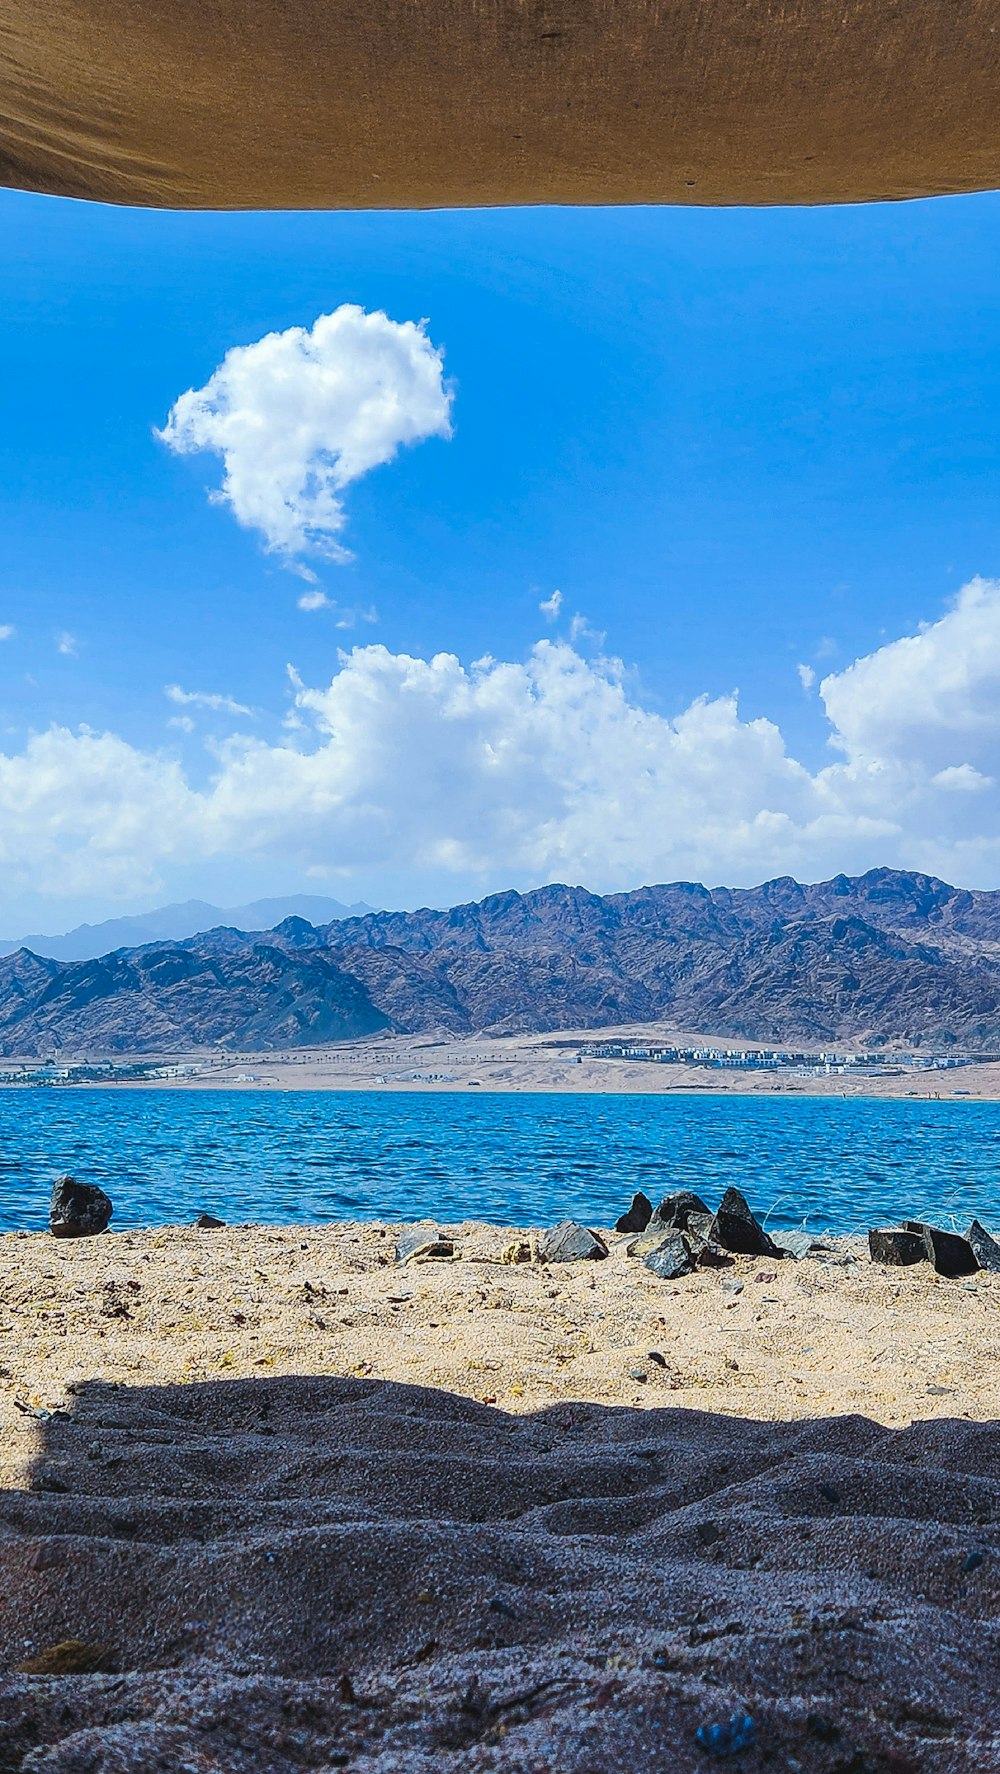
[4,578,1000,914]
[157,305,453,568]
[797,663,816,691]
[539,589,563,621]
[167,714,196,735]
[55,632,77,656]
[298,590,334,612]
[165,685,254,717]
[820,577,1000,772]
[0,625,14,642]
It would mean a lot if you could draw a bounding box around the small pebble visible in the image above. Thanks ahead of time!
[629,1368,648,1383]
[962,1549,984,1573]
[818,1482,841,1505]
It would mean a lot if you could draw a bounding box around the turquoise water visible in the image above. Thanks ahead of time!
[0,1088,998,1235]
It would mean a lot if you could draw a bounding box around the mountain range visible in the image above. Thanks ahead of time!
[0,895,374,963]
[3,868,1000,1056]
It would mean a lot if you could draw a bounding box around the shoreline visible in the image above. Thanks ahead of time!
[4,1022,1000,1099]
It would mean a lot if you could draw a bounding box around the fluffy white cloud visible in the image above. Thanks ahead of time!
[821,576,1000,772]
[158,305,453,568]
[0,625,14,642]
[4,579,1000,917]
[55,632,77,656]
[797,662,816,692]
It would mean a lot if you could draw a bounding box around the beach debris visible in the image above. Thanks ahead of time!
[707,1188,784,1259]
[868,1228,927,1267]
[640,1230,696,1280]
[538,1220,608,1263]
[902,1220,979,1277]
[648,1349,667,1367]
[194,1211,226,1230]
[17,1639,116,1675]
[695,1710,757,1757]
[962,1549,985,1573]
[502,1237,534,1264]
[615,1191,653,1233]
[49,1175,113,1240]
[965,1220,1000,1273]
[629,1367,648,1382]
[395,1222,456,1264]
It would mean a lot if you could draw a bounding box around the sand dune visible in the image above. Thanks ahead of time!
[1,1222,998,1770]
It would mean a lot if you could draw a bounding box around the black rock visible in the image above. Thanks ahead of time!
[965,1220,1000,1273]
[649,1190,711,1232]
[640,1230,695,1280]
[194,1212,226,1230]
[707,1187,783,1258]
[867,1227,927,1266]
[902,1220,979,1278]
[682,1210,732,1267]
[537,1220,608,1263]
[49,1176,113,1240]
[615,1191,653,1233]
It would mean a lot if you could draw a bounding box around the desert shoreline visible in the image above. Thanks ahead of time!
[4,1022,1000,1100]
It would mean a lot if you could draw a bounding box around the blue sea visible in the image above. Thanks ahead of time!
[0,1088,998,1235]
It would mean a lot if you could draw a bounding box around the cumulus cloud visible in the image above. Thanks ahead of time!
[797,663,816,692]
[157,305,453,569]
[5,579,1000,913]
[165,685,254,717]
[539,589,563,621]
[0,625,14,642]
[821,577,1000,772]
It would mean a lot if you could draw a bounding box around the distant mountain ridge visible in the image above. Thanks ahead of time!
[0,894,374,963]
[4,868,1000,1056]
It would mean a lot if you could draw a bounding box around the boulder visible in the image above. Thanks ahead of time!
[649,1190,711,1232]
[868,1228,927,1266]
[49,1176,113,1240]
[395,1222,456,1264]
[538,1220,608,1263]
[640,1230,695,1280]
[194,1212,226,1230]
[615,1191,653,1234]
[966,1220,1000,1274]
[902,1220,979,1278]
[682,1209,731,1266]
[706,1188,783,1258]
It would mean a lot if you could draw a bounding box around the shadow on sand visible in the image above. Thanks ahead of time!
[0,1374,998,1770]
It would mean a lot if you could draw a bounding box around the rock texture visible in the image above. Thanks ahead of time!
[6,868,1000,1055]
[48,1177,112,1240]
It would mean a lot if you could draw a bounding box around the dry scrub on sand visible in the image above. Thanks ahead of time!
[1,1221,999,1771]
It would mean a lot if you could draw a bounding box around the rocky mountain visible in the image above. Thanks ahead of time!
[3,869,1000,1056]
[0,894,375,963]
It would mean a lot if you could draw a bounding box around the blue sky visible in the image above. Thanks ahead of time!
[2,188,1000,932]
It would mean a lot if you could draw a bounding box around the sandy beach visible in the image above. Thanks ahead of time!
[1,1217,998,1770]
